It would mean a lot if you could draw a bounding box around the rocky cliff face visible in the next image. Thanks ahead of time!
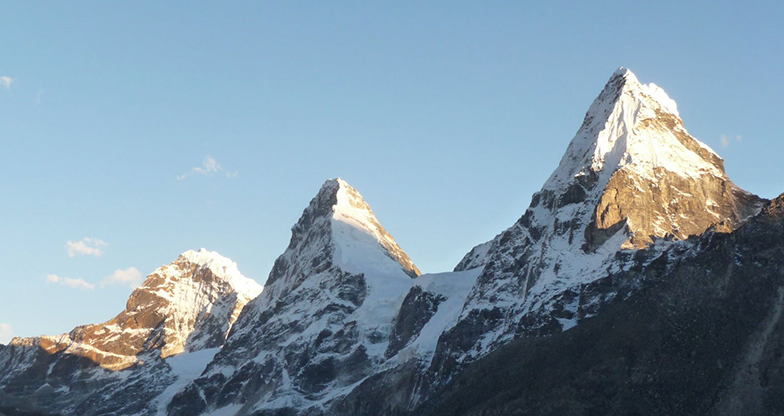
[168,178,422,416]
[0,249,261,416]
[68,249,261,366]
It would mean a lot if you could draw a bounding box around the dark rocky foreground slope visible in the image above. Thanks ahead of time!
[416,194,784,416]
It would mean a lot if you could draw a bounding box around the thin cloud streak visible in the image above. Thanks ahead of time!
[0,76,12,89]
[101,267,144,289]
[720,134,742,148]
[46,274,96,290]
[66,238,108,258]
[177,156,238,180]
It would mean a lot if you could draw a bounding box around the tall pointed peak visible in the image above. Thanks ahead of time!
[531,68,764,248]
[169,183,421,414]
[267,178,419,301]
[543,67,723,192]
[459,68,764,271]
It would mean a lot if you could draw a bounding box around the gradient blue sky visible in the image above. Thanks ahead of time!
[2,2,783,342]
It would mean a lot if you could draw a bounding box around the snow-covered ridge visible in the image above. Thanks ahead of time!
[545,67,724,191]
[613,67,680,116]
[178,248,263,303]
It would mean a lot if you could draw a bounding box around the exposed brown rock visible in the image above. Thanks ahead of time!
[7,251,259,371]
[587,167,763,250]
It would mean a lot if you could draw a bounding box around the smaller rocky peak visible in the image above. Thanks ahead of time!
[172,248,263,299]
[1,250,261,374]
[65,250,262,365]
[132,249,262,318]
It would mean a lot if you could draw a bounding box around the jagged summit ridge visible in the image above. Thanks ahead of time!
[178,248,263,304]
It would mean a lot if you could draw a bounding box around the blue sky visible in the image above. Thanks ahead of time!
[2,2,783,342]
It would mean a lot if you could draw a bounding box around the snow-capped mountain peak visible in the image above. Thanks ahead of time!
[125,249,262,358]
[168,178,422,415]
[613,67,679,116]
[545,67,724,193]
[443,68,764,368]
[7,249,264,371]
[177,248,263,303]
[0,250,263,415]
[262,178,419,302]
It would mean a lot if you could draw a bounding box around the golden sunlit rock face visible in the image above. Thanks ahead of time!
[8,250,262,370]
[583,104,762,251]
[588,164,761,250]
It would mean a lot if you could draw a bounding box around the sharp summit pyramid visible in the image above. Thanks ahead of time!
[169,178,421,415]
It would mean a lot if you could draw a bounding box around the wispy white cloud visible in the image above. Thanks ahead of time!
[720,134,742,148]
[0,323,12,344]
[0,76,12,89]
[66,238,108,258]
[101,267,144,289]
[46,274,95,291]
[177,156,238,180]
